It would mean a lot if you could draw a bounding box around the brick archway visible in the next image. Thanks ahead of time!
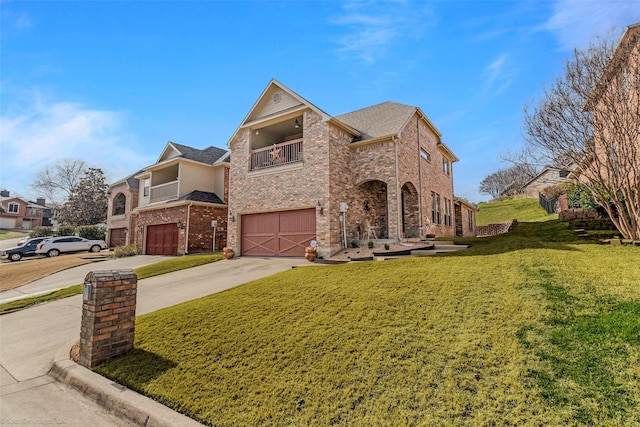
[401,182,420,238]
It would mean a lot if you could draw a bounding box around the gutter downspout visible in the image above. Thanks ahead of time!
[417,117,423,234]
[393,135,400,241]
[185,202,193,255]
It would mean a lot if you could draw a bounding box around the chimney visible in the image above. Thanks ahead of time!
[36,198,46,206]
[0,190,9,197]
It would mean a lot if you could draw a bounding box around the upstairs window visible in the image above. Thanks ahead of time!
[8,203,19,213]
[143,179,150,197]
[420,148,431,162]
[442,158,450,176]
[113,193,126,216]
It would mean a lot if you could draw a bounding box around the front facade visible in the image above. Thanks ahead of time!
[107,142,230,255]
[0,191,46,230]
[227,80,463,258]
[106,172,141,247]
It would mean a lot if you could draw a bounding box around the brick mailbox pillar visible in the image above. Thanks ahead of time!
[79,269,137,368]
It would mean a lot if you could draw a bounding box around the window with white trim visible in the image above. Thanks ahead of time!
[8,203,19,213]
[420,148,431,162]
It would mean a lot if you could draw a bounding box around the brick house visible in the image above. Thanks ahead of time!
[454,197,477,238]
[107,142,230,255]
[0,190,46,230]
[106,171,141,247]
[227,79,470,258]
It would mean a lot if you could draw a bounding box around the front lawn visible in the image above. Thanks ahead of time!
[96,221,640,426]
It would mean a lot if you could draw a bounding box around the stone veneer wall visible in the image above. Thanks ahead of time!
[476,220,518,238]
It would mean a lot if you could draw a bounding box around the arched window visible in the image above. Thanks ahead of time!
[113,193,126,216]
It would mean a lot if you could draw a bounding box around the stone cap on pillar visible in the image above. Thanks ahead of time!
[84,269,137,283]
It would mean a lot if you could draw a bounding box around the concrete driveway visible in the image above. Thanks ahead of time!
[0,256,310,426]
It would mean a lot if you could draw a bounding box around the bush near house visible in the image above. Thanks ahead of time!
[96,219,640,426]
[76,225,105,241]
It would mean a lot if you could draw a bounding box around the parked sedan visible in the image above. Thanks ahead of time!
[1,237,52,261]
[36,236,107,257]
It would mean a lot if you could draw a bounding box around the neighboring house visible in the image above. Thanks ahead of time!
[0,190,45,230]
[111,142,230,256]
[227,79,466,258]
[29,197,56,227]
[106,170,142,247]
[454,198,477,238]
[520,166,573,198]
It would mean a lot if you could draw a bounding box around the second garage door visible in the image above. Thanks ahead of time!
[146,223,179,255]
[241,209,316,257]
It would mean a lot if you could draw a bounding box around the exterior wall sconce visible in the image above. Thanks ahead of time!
[294,119,301,129]
[177,220,184,229]
[316,201,324,215]
[136,225,143,231]
[229,212,235,222]
[255,129,259,135]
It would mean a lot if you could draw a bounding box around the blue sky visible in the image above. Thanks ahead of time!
[1,0,638,204]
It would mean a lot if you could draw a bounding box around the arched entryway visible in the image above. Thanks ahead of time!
[401,182,420,238]
[352,180,389,239]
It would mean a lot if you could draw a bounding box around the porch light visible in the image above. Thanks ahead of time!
[316,201,324,215]
[229,212,235,222]
[294,119,300,129]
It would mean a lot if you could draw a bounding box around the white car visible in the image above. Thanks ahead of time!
[36,236,107,257]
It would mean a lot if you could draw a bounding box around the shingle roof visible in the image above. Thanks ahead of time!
[170,143,227,164]
[334,102,417,140]
[176,190,224,205]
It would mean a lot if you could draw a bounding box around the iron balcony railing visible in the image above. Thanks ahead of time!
[250,139,303,171]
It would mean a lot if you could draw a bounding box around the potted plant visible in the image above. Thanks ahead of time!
[222,246,235,259]
[304,245,317,262]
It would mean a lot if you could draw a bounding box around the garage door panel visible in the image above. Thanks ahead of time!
[146,223,178,255]
[241,209,315,257]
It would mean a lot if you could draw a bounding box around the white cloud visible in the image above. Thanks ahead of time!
[482,53,514,96]
[330,1,434,64]
[543,0,640,50]
[0,92,154,199]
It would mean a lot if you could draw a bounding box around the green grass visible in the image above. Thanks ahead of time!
[0,285,83,313]
[476,197,556,225]
[95,220,640,426]
[0,254,223,314]
[0,231,28,240]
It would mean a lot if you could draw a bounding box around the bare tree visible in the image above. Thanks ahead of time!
[479,164,538,199]
[524,26,639,239]
[31,158,88,205]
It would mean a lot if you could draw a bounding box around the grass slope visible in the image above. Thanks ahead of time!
[476,198,556,225]
[96,222,640,426]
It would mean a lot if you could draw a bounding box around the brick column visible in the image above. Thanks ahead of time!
[79,269,137,368]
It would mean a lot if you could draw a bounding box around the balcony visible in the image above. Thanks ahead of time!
[250,139,303,171]
[150,180,178,203]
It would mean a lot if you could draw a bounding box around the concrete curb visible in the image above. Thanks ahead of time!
[48,340,202,427]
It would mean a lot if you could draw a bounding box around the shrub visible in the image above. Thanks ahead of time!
[384,243,390,250]
[111,245,139,258]
[57,226,76,236]
[350,241,359,248]
[29,226,55,238]
[368,241,374,249]
[77,225,106,241]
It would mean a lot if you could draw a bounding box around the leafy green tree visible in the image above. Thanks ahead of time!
[56,168,108,226]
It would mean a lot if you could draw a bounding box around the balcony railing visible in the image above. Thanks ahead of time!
[150,180,178,203]
[250,139,303,171]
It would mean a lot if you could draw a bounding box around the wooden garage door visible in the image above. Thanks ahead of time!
[146,223,179,255]
[241,209,316,256]
[110,228,127,247]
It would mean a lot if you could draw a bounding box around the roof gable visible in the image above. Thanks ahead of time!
[156,142,227,165]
